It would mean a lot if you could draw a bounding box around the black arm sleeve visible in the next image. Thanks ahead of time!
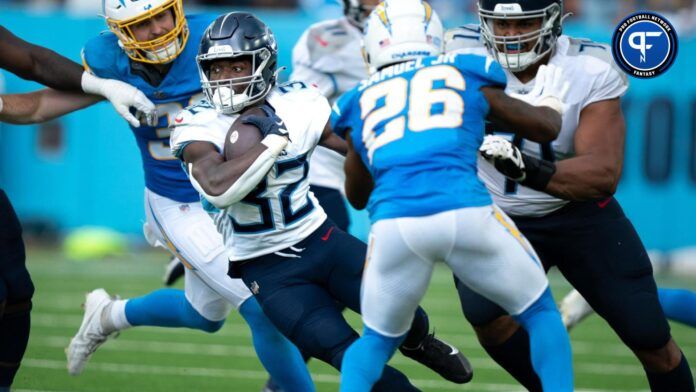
[0,25,84,91]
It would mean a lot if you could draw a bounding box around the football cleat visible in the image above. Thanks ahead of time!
[560,289,595,331]
[260,377,283,392]
[66,288,119,375]
[399,333,474,384]
[163,256,185,286]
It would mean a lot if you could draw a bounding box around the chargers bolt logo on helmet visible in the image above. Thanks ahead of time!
[362,0,443,71]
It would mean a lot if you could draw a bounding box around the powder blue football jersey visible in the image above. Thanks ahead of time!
[331,53,506,222]
[82,14,215,202]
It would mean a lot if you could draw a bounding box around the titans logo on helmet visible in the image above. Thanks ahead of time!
[612,11,678,78]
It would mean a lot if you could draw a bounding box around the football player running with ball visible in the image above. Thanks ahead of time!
[172,11,474,391]
[0,3,313,390]
[446,0,694,390]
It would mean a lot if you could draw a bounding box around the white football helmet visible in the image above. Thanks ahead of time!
[362,0,443,71]
[103,0,188,64]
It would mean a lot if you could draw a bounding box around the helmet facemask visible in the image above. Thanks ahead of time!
[344,0,377,29]
[479,3,562,72]
[198,49,275,115]
[106,0,188,65]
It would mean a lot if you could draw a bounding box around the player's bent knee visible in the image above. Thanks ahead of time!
[200,318,225,333]
[473,315,520,346]
[183,299,227,333]
[290,311,358,369]
[619,316,671,352]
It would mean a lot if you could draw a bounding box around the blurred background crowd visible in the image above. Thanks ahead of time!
[1,0,695,36]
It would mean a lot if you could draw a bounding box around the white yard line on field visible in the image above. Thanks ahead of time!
[20,358,645,392]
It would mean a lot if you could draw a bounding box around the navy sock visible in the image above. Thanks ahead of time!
[482,326,542,391]
[401,306,429,349]
[0,306,31,387]
[647,352,695,392]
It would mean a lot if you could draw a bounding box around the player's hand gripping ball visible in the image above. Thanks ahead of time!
[224,106,289,161]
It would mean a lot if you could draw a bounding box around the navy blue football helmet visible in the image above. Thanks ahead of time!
[197,12,278,114]
[478,0,564,71]
[343,0,376,29]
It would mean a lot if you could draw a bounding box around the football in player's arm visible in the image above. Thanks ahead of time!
[172,12,474,388]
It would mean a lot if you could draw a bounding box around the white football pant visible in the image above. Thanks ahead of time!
[144,188,253,321]
[361,205,549,336]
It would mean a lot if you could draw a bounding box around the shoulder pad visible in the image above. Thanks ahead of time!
[562,36,627,84]
[306,19,354,62]
[564,37,614,64]
[172,100,218,128]
[272,81,324,102]
[445,24,484,53]
[82,32,121,79]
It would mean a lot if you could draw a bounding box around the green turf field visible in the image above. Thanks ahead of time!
[12,247,696,392]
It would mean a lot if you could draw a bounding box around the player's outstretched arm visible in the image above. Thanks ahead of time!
[0,26,83,91]
[344,132,373,210]
[482,86,562,143]
[0,26,155,127]
[181,117,288,209]
[544,98,625,200]
[0,89,102,124]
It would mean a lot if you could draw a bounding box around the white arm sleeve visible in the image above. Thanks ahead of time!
[188,134,288,209]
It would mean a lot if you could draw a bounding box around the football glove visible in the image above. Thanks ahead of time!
[480,135,526,181]
[509,64,570,116]
[479,135,557,191]
[242,106,290,139]
[81,71,157,128]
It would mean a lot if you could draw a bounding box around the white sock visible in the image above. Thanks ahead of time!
[101,299,131,334]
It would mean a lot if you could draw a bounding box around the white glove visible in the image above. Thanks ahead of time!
[81,71,157,127]
[479,135,526,181]
[509,64,570,116]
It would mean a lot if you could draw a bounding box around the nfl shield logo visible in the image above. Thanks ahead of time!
[251,281,260,295]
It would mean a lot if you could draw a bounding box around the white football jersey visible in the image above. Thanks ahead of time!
[291,17,368,192]
[170,82,330,260]
[446,26,629,217]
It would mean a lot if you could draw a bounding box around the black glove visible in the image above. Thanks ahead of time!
[242,106,289,139]
[479,135,556,191]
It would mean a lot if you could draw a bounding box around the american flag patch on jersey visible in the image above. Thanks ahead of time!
[379,38,390,47]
